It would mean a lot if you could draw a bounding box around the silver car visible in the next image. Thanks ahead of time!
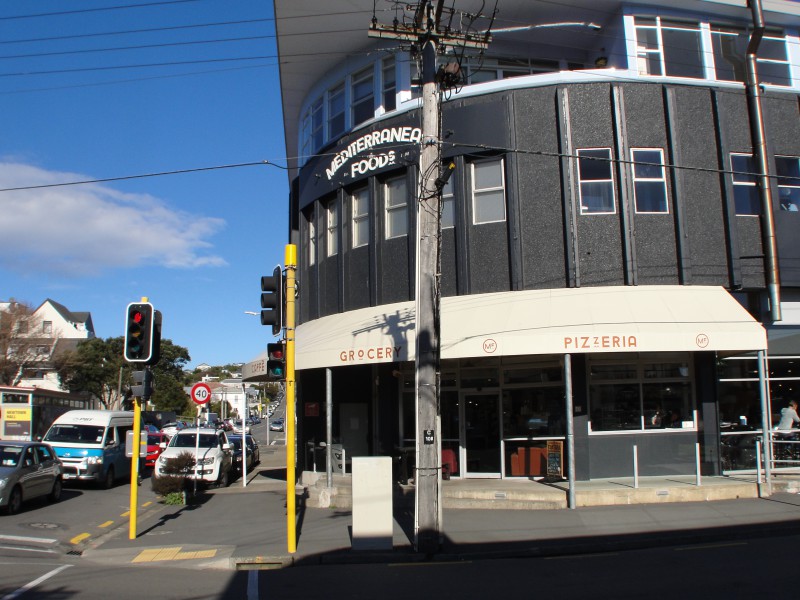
[0,442,64,515]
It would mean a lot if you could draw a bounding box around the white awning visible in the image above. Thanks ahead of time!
[295,286,767,370]
[242,350,268,382]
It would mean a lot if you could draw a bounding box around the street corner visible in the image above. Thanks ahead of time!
[81,544,237,570]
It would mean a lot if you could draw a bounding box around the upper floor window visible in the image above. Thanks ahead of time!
[328,84,345,140]
[327,199,340,255]
[382,57,396,112]
[352,66,374,126]
[351,186,370,248]
[441,176,455,229]
[635,17,703,79]
[631,149,668,214]
[42,321,53,334]
[301,98,323,158]
[712,26,790,87]
[384,175,408,239]
[472,158,506,224]
[776,156,800,212]
[730,154,760,216]
[577,149,616,214]
[308,214,316,266]
[16,320,28,334]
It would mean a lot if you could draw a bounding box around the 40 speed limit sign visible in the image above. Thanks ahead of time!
[191,382,211,405]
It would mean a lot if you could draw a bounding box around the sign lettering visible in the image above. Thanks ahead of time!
[326,127,422,180]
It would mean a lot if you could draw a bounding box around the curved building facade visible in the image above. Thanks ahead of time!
[274,0,800,480]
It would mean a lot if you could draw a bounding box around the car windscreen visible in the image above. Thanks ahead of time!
[170,433,219,449]
[0,445,23,467]
[44,424,105,444]
[147,435,163,445]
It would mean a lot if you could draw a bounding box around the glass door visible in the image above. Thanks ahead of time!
[462,393,501,477]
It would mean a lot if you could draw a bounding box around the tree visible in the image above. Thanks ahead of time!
[58,336,193,414]
[0,299,52,386]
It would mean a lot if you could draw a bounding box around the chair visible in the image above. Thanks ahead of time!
[441,449,457,479]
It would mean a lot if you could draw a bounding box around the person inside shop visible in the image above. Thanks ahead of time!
[776,399,800,434]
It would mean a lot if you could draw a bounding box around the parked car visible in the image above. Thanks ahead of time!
[0,441,63,515]
[144,432,168,468]
[227,435,253,474]
[270,418,285,432]
[155,427,232,487]
[242,435,260,465]
[160,421,186,438]
[232,420,251,435]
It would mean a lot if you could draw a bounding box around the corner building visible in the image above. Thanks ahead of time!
[274,1,800,482]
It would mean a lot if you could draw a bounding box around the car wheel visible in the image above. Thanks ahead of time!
[48,478,63,503]
[7,486,23,515]
[102,466,115,490]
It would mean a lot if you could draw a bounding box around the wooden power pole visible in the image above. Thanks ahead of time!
[369,0,490,553]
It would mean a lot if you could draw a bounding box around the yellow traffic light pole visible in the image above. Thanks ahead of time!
[129,395,142,539]
[285,244,298,554]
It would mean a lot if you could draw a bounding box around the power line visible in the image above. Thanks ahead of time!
[0,160,287,193]
[0,0,204,21]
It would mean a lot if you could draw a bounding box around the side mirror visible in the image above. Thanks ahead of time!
[159,442,167,449]
[222,443,231,451]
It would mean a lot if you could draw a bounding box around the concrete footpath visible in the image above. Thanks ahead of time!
[80,448,800,571]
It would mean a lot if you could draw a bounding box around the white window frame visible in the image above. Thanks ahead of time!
[631,148,669,214]
[441,176,455,229]
[351,187,370,248]
[577,148,616,215]
[308,214,316,266]
[471,158,506,225]
[328,83,345,140]
[351,66,375,126]
[42,321,53,335]
[730,153,760,217]
[776,155,800,212]
[381,57,396,113]
[384,175,408,239]
[327,199,339,256]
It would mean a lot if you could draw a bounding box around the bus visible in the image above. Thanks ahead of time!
[0,386,96,441]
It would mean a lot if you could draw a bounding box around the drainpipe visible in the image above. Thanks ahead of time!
[746,0,781,322]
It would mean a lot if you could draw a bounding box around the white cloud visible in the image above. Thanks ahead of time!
[0,162,227,276]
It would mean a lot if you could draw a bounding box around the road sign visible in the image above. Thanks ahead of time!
[191,382,211,405]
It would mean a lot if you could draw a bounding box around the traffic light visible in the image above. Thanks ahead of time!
[123,302,162,364]
[266,342,286,379]
[261,265,284,337]
[131,369,154,400]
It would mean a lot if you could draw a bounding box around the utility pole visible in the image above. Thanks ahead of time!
[369,0,490,553]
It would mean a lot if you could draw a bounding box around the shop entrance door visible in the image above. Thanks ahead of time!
[462,393,501,477]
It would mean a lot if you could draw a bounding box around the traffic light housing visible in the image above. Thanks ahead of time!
[131,369,154,400]
[261,265,284,337]
[123,302,162,364]
[266,342,286,379]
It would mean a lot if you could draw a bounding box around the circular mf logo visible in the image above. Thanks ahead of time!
[696,333,710,348]
[483,339,497,354]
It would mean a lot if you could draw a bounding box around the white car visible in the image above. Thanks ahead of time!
[155,428,232,487]
[232,420,251,435]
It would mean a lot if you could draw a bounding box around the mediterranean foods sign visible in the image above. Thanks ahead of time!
[325,126,422,180]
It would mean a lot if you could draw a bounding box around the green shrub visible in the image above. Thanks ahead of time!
[151,451,195,497]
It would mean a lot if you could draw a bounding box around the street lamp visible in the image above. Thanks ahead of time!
[244,311,258,316]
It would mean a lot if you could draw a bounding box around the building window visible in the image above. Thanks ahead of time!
[351,66,374,126]
[730,154,760,216]
[712,26,790,87]
[589,358,694,432]
[16,320,28,334]
[308,214,316,266]
[631,148,668,214]
[776,156,800,212]
[441,176,455,229]
[301,98,323,156]
[382,57,396,112]
[384,175,408,239]
[42,321,53,334]
[351,187,370,248]
[577,149,616,214]
[328,83,345,140]
[471,158,506,224]
[635,17,703,79]
[327,199,339,255]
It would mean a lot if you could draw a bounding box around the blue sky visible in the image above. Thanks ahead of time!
[0,0,287,369]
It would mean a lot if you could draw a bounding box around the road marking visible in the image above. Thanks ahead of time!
[98,521,114,528]
[674,542,747,551]
[121,510,131,517]
[141,501,153,508]
[69,533,91,545]
[1,564,72,600]
[132,546,218,563]
[545,552,620,560]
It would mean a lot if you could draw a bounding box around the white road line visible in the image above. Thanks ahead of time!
[0,546,57,554]
[1,564,73,600]
[247,570,259,600]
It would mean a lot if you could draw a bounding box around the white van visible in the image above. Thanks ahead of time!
[42,410,135,489]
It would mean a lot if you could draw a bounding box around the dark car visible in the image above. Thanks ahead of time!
[242,435,260,465]
[0,442,64,515]
[227,435,253,474]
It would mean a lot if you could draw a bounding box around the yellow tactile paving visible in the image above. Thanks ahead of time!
[132,546,218,563]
